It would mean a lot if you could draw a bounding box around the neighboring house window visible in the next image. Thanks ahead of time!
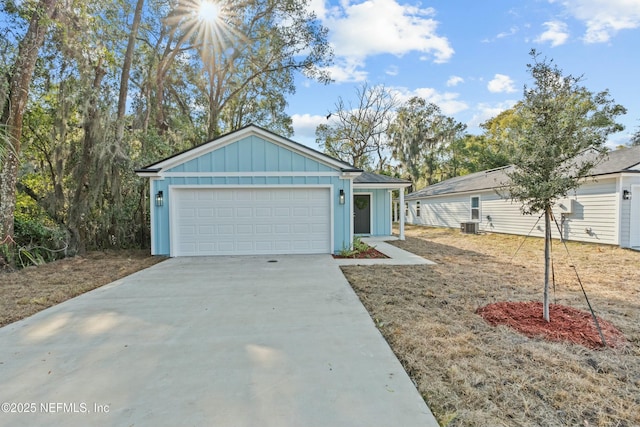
[471,196,480,220]
[405,202,408,217]
[416,201,421,217]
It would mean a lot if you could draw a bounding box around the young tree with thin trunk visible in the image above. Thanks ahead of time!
[504,50,626,322]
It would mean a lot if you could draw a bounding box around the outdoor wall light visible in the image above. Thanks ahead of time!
[623,189,631,200]
[155,190,164,207]
[339,189,345,205]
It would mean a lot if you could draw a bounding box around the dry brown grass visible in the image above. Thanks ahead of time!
[342,225,640,427]
[0,250,165,327]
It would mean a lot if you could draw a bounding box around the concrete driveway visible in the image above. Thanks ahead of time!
[0,255,439,427]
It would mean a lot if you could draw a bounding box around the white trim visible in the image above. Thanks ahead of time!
[616,176,624,246]
[388,190,393,235]
[630,184,640,248]
[137,171,161,178]
[354,192,373,235]
[169,184,335,189]
[470,195,481,222]
[354,183,411,189]
[168,184,334,257]
[148,126,355,173]
[341,171,362,178]
[349,182,354,250]
[163,171,342,178]
[149,178,160,255]
[399,189,405,240]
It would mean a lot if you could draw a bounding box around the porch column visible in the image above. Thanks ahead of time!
[399,189,405,240]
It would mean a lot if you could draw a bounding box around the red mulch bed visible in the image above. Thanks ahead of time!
[476,301,627,350]
[332,247,389,259]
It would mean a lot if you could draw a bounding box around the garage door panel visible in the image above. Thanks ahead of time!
[311,206,327,216]
[198,208,214,217]
[293,207,309,216]
[218,242,234,252]
[236,224,253,234]
[256,192,272,201]
[255,224,272,234]
[179,209,196,219]
[218,224,234,234]
[275,224,290,233]
[256,207,272,217]
[199,225,215,234]
[216,192,233,202]
[274,207,291,217]
[216,207,233,217]
[236,192,252,201]
[237,208,252,217]
[173,188,330,256]
[197,191,214,201]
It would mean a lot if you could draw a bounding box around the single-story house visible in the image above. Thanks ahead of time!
[403,145,640,249]
[136,125,411,256]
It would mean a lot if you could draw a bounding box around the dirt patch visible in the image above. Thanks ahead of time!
[343,225,640,427]
[0,250,165,327]
[477,301,628,350]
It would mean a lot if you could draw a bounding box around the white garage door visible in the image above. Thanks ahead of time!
[172,187,331,256]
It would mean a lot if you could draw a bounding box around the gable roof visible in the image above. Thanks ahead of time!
[135,124,363,176]
[406,166,513,199]
[406,145,640,200]
[590,145,640,175]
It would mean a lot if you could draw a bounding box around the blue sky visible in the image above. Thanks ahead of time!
[287,0,640,149]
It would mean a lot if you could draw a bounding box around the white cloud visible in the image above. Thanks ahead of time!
[323,58,369,83]
[467,101,518,130]
[553,0,640,43]
[497,26,519,39]
[446,76,464,87]
[487,74,517,93]
[393,86,469,116]
[291,113,326,147]
[535,20,570,46]
[319,0,454,82]
[385,65,400,76]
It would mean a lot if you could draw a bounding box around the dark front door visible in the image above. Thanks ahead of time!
[353,194,371,235]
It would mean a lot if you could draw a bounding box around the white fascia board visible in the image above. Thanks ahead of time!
[162,171,341,178]
[135,169,162,178]
[340,171,362,178]
[354,183,412,189]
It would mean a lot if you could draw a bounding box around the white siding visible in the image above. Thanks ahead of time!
[411,177,623,246]
[628,183,640,249]
[407,195,470,227]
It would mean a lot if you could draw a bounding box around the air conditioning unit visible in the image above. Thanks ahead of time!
[460,222,478,234]
[556,198,575,214]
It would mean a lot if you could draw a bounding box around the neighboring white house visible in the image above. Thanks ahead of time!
[404,145,640,249]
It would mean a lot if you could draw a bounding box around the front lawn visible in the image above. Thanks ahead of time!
[342,225,639,426]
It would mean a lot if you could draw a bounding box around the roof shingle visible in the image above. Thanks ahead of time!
[406,145,640,200]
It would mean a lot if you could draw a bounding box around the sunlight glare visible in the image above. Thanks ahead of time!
[199,1,220,23]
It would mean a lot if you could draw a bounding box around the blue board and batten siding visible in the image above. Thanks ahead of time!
[151,135,353,255]
[353,188,392,236]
